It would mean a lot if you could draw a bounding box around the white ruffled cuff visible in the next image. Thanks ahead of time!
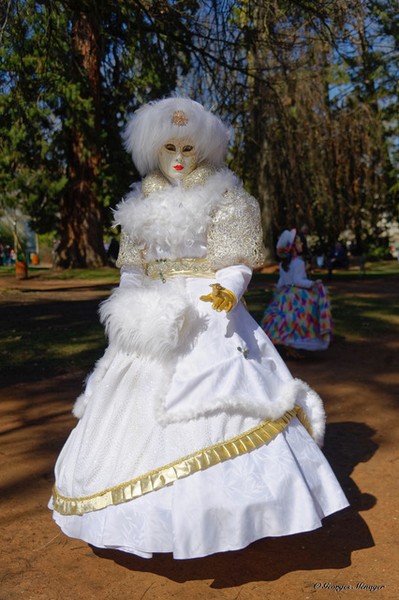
[119,265,143,288]
[215,264,253,303]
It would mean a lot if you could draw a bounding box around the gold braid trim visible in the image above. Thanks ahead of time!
[52,406,312,516]
[143,257,216,280]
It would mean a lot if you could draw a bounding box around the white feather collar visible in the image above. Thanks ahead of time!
[114,167,241,260]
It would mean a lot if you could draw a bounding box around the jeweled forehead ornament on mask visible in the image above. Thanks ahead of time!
[171,110,189,126]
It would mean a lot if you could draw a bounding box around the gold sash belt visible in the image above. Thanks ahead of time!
[143,257,216,281]
[52,405,312,516]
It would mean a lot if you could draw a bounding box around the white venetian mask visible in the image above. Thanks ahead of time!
[158,138,197,182]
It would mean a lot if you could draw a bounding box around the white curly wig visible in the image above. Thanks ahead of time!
[123,97,231,176]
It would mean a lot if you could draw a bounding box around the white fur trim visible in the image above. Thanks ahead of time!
[155,388,294,426]
[123,97,230,175]
[72,393,87,419]
[99,279,207,361]
[113,168,240,261]
[155,375,325,447]
[292,379,326,446]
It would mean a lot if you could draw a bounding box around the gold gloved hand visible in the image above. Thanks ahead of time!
[199,283,237,313]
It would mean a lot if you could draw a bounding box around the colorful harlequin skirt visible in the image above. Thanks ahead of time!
[261,283,333,351]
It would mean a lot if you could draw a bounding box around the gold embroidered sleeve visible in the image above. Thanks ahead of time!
[207,189,266,270]
[115,231,143,269]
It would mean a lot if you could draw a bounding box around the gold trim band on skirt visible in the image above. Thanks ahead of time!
[52,406,312,516]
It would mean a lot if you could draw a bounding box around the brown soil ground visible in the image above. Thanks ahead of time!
[0,271,398,600]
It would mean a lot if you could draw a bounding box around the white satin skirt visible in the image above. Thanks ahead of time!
[50,418,348,559]
[50,276,348,559]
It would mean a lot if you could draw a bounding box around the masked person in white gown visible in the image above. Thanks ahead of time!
[50,97,348,559]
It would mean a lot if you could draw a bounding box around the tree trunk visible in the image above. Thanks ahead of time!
[244,1,276,264]
[56,9,106,269]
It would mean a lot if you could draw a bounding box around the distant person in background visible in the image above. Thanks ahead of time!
[298,224,312,270]
[262,229,333,358]
[4,245,11,265]
[313,243,326,269]
[327,240,348,280]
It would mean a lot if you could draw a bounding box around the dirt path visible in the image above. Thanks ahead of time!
[0,272,398,600]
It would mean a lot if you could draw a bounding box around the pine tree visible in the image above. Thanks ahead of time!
[0,0,195,267]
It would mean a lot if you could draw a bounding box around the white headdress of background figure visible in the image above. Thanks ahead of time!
[123,97,231,176]
[276,229,297,259]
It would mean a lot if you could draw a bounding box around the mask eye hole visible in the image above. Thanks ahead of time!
[165,144,176,152]
[182,145,193,153]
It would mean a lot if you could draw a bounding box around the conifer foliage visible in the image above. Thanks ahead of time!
[0,0,195,267]
[1,1,397,266]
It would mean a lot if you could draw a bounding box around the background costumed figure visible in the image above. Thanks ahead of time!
[262,229,333,357]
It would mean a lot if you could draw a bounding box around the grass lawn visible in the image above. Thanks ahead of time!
[331,291,399,341]
[2,298,107,384]
[0,265,120,282]
[246,260,399,341]
[1,260,398,384]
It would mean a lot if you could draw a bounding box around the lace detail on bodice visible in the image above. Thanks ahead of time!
[116,231,143,268]
[116,170,266,270]
[207,189,266,270]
